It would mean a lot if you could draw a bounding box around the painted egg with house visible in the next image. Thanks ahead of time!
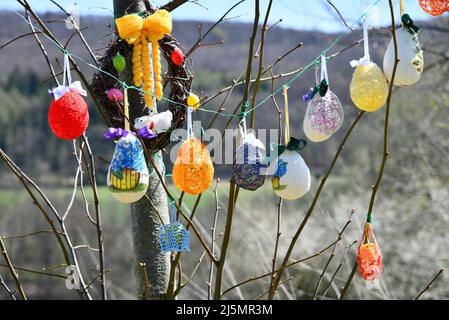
[107,133,149,203]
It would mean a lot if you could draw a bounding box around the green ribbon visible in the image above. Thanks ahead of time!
[366,212,373,224]
[401,14,421,35]
[270,137,307,158]
[310,79,329,100]
[239,101,249,118]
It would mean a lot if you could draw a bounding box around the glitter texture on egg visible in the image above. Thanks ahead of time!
[307,90,344,135]
[350,62,388,112]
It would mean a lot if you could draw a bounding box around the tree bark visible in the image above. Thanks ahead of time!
[113,0,170,300]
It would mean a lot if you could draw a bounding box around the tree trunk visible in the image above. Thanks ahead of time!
[113,0,170,300]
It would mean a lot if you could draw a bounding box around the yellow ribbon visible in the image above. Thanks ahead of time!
[123,87,130,131]
[283,85,290,146]
[399,0,404,17]
[115,10,172,109]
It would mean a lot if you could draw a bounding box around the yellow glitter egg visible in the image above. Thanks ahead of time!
[172,138,214,195]
[115,14,143,44]
[350,62,388,112]
[187,93,201,109]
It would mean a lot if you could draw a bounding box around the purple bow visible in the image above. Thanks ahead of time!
[104,127,157,140]
[137,127,157,139]
[302,87,315,102]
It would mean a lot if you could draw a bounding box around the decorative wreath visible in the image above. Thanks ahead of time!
[92,13,192,152]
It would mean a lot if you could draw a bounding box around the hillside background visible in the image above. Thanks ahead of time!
[0,9,449,299]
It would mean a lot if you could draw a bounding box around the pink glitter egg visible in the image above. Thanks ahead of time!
[307,90,344,135]
[107,88,124,102]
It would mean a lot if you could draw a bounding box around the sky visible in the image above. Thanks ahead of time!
[1,0,433,32]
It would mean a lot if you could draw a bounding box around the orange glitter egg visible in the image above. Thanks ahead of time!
[356,223,383,281]
[172,138,214,195]
[419,0,449,16]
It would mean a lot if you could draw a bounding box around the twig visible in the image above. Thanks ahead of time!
[80,135,107,300]
[340,0,400,299]
[325,0,354,31]
[208,179,220,299]
[312,209,355,299]
[268,74,283,296]
[0,148,91,300]
[185,0,246,58]
[414,269,444,300]
[249,0,273,127]
[0,263,66,279]
[213,0,260,301]
[0,274,16,300]
[160,0,190,12]
[267,110,365,300]
[0,236,26,299]
[2,230,63,240]
[50,0,99,65]
[321,240,358,300]
[222,237,342,297]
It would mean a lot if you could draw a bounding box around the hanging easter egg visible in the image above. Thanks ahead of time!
[232,132,267,191]
[172,138,214,195]
[350,62,388,112]
[106,88,124,102]
[419,0,449,16]
[106,133,149,203]
[303,104,331,143]
[271,138,310,200]
[171,47,185,66]
[112,53,126,73]
[48,90,89,140]
[383,15,424,87]
[357,223,383,281]
[307,90,344,135]
[187,93,201,109]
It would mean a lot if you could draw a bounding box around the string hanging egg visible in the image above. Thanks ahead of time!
[357,220,383,281]
[232,118,267,191]
[106,131,150,203]
[105,89,156,203]
[48,53,89,140]
[272,87,311,200]
[172,108,214,195]
[350,18,388,112]
[305,54,343,136]
[383,14,424,87]
[419,0,449,16]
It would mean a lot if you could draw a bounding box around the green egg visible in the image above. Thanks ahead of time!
[112,53,126,73]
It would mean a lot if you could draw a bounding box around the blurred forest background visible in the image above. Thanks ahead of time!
[0,8,448,299]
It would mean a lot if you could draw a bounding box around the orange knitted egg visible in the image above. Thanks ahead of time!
[356,224,383,281]
[172,138,214,195]
[419,0,449,16]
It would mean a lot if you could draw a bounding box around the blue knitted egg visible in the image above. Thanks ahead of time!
[232,136,267,191]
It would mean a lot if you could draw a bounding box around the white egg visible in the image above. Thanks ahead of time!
[383,27,424,86]
[272,150,311,200]
[303,103,332,143]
